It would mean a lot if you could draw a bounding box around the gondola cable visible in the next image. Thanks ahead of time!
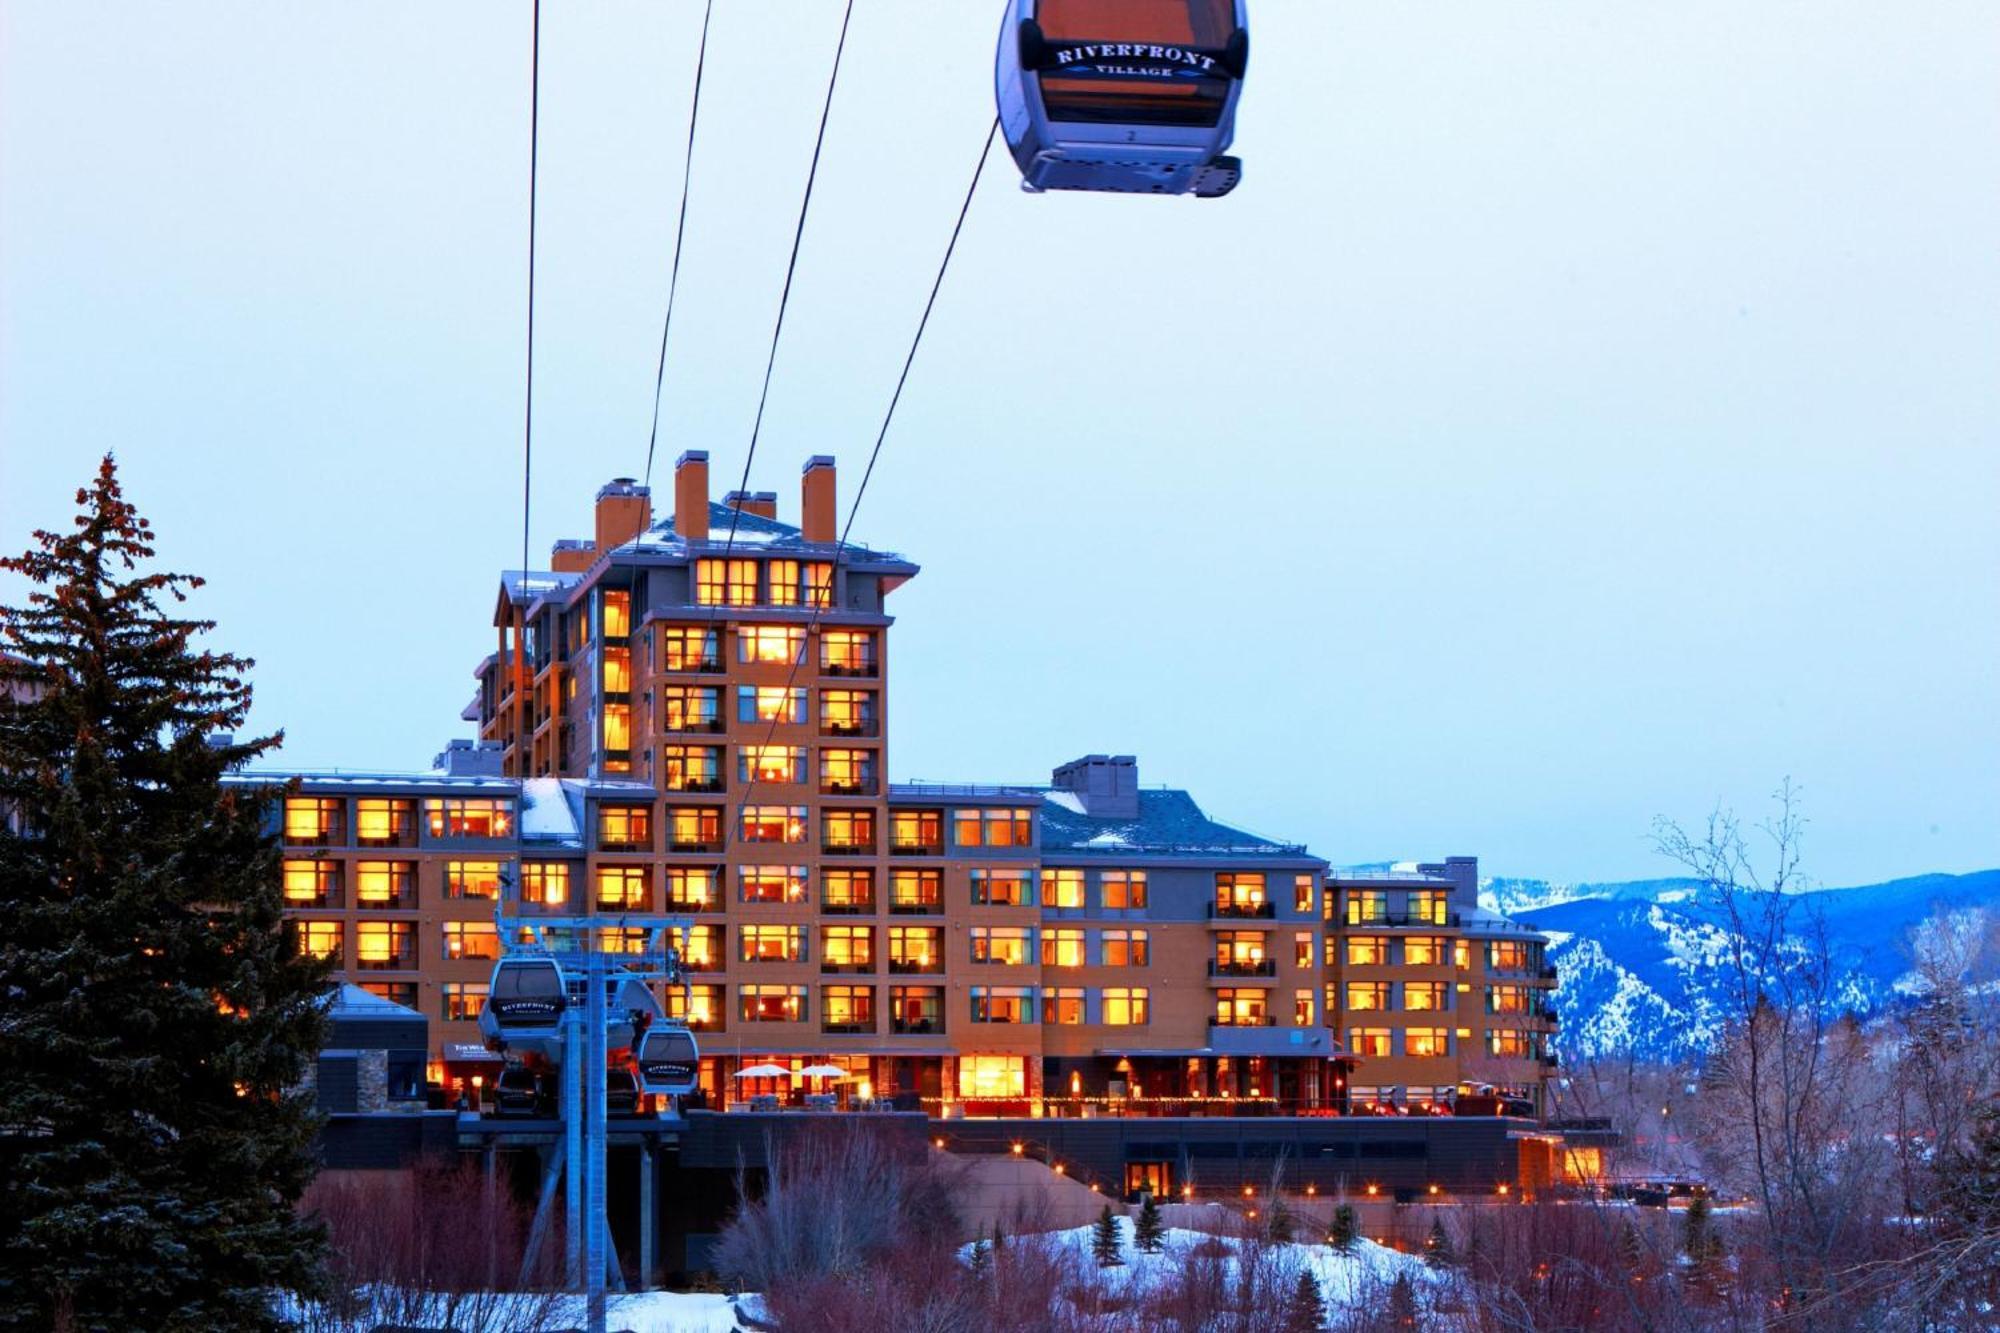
[517,0,543,739]
[640,0,716,496]
[725,117,999,839]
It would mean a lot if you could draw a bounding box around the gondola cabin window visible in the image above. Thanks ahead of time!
[1033,0,1236,127]
[426,799,513,839]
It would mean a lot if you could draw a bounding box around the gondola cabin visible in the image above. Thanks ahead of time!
[478,957,567,1060]
[635,1025,701,1097]
[995,0,1247,197]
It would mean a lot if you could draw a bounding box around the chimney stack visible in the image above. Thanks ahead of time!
[674,451,710,541]
[593,477,652,552]
[723,490,779,520]
[802,455,836,543]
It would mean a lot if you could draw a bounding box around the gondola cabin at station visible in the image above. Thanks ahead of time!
[996,0,1248,197]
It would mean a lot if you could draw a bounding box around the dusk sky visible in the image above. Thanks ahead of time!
[4,1,1995,887]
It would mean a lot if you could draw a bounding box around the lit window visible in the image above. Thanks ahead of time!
[1488,985,1531,1015]
[888,926,941,973]
[820,630,876,676]
[1347,937,1386,966]
[821,984,874,1032]
[972,926,1034,966]
[603,645,632,693]
[1404,936,1446,967]
[1406,982,1448,1012]
[739,984,805,1022]
[1102,870,1147,910]
[1101,929,1149,967]
[820,926,873,972]
[598,805,652,851]
[1346,891,1388,925]
[1294,932,1313,968]
[768,559,801,607]
[890,809,942,853]
[1103,987,1149,1026]
[738,745,803,784]
[677,925,723,971]
[661,625,719,670]
[442,921,500,961]
[1214,989,1269,1026]
[970,986,1035,1024]
[282,860,339,907]
[602,589,630,639]
[1040,927,1085,968]
[662,745,723,792]
[442,983,488,1022]
[888,869,940,912]
[1488,940,1532,973]
[1295,874,1316,915]
[355,799,414,846]
[1293,989,1315,1027]
[820,689,877,736]
[1214,931,1269,973]
[446,860,504,900]
[725,559,758,607]
[1044,987,1085,1025]
[739,865,808,904]
[823,810,876,854]
[694,559,726,606]
[1405,1028,1449,1058]
[953,808,1035,847]
[740,805,807,844]
[956,1054,1025,1098]
[971,868,1033,907]
[353,861,414,908]
[596,866,650,910]
[822,869,875,912]
[1040,869,1085,909]
[355,920,415,970]
[289,920,342,960]
[804,562,833,608]
[741,925,805,963]
[1347,982,1390,1011]
[819,748,876,795]
[1215,873,1267,916]
[283,798,343,845]
[426,799,513,838]
[521,862,569,906]
[602,703,632,756]
[738,686,807,725]
[597,927,648,955]
[666,984,722,1030]
[664,685,722,731]
[1347,1028,1393,1059]
[891,985,944,1033]
[1487,1029,1533,1058]
[1410,889,1451,926]
[737,626,805,665]
[361,981,417,1009]
[1456,939,1473,970]
[666,866,720,911]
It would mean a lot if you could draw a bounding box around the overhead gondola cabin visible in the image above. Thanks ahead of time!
[635,1024,701,1097]
[478,956,567,1060]
[995,0,1248,197]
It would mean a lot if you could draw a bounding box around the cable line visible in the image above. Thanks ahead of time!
[726,116,999,831]
[520,0,542,590]
[717,0,856,558]
[641,0,716,495]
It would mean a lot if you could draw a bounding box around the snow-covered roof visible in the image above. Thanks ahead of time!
[1037,788,1311,860]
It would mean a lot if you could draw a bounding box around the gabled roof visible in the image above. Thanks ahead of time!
[614,501,910,565]
[1036,788,1312,860]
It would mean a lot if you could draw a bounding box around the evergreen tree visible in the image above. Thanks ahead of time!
[1328,1202,1359,1253]
[1280,1268,1327,1333]
[1387,1271,1420,1327]
[1091,1205,1124,1267]
[967,1237,991,1280]
[1133,1190,1165,1254]
[1423,1215,1458,1269]
[0,458,330,1331]
[1265,1194,1296,1245]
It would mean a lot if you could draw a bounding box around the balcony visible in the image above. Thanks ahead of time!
[887,958,942,975]
[822,1020,876,1035]
[821,898,876,916]
[1211,1014,1276,1028]
[822,841,876,857]
[682,959,723,974]
[821,780,879,797]
[665,717,726,735]
[821,960,874,976]
[667,777,726,795]
[668,837,725,854]
[355,831,417,850]
[1208,959,1277,978]
[889,840,943,858]
[888,900,941,917]
[669,657,724,674]
[821,720,879,739]
[890,1016,942,1035]
[1347,912,1460,929]
[821,661,877,678]
[1210,901,1275,920]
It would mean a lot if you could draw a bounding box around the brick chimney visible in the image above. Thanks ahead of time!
[593,478,651,552]
[723,490,779,520]
[801,455,836,543]
[1051,755,1140,820]
[674,451,710,541]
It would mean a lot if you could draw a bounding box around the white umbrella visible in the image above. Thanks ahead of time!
[797,1064,848,1080]
[735,1062,790,1078]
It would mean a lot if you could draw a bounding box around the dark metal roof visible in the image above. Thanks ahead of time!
[1037,788,1310,858]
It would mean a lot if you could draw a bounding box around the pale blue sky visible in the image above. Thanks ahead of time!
[4,2,1996,885]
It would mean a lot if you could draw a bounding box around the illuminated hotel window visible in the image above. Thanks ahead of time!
[1488,940,1532,972]
[663,745,723,792]
[1345,891,1387,925]
[1411,889,1451,925]
[1405,1028,1449,1058]
[820,926,873,973]
[1487,1028,1533,1058]
[661,625,719,671]
[695,559,726,606]
[288,920,342,961]
[889,809,942,853]
[1406,982,1448,1012]
[1294,989,1315,1027]
[521,862,570,906]
[442,921,500,961]
[888,926,941,973]
[664,686,723,731]
[361,981,417,1009]
[667,984,722,1030]
[1294,932,1313,968]
[602,589,631,639]
[1294,874,1316,915]
[1213,989,1269,1027]
[971,926,1034,966]
[1101,929,1148,966]
[602,704,632,761]
[820,629,876,676]
[666,806,723,851]
[738,745,803,784]
[957,1054,1025,1099]
[1324,935,1339,967]
[1456,939,1472,970]
[726,559,758,607]
[354,861,415,909]
[1347,936,1386,966]
[803,562,833,608]
[666,866,721,911]
[282,859,340,908]
[1346,982,1389,1011]
[823,809,876,854]
[890,985,943,1033]
[1404,936,1446,967]
[284,798,343,845]
[739,686,806,725]
[598,804,652,851]
[355,920,415,970]
[953,808,1034,847]
[1488,985,1531,1015]
[820,689,877,736]
[740,984,805,1023]
[740,865,808,904]
[888,869,941,913]
[1215,872,1267,916]
[1213,931,1268,973]
[1040,869,1084,910]
[737,626,805,665]
[822,868,875,912]
[598,927,648,956]
[442,983,488,1022]
[741,925,805,963]
[819,748,876,795]
[767,559,801,607]
[355,798,414,846]
[1101,870,1147,910]
[971,868,1033,906]
[821,984,875,1033]
[1347,1027,1393,1058]
[1040,928,1084,968]
[426,799,513,838]
[678,925,723,971]
[1324,984,1338,1019]
[740,805,807,844]
[596,865,650,911]
[1044,987,1085,1025]
[603,646,632,694]
[969,986,1034,1024]
[446,860,504,900]
[1103,987,1149,1026]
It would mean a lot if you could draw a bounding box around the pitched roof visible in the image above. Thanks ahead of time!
[1036,788,1310,859]
[614,501,908,563]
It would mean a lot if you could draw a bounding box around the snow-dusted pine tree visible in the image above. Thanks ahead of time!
[1091,1205,1124,1267]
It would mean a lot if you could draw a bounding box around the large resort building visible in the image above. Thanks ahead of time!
[268,453,1558,1123]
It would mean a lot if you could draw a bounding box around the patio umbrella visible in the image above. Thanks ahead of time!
[797,1064,849,1080]
[734,1062,790,1078]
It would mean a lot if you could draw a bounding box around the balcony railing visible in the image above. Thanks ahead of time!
[822,720,879,738]
[889,840,943,857]
[887,958,943,975]
[821,899,876,915]
[822,1020,876,1034]
[665,717,726,734]
[822,841,876,857]
[355,831,418,849]
[890,1017,942,1035]
[1345,911,1460,928]
[667,777,726,794]
[666,657,724,674]
[1211,1014,1276,1027]
[821,780,879,797]
[1211,901,1275,919]
[888,900,942,916]
[668,837,725,854]
[1209,959,1277,978]
[821,961,873,975]
[821,661,878,678]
